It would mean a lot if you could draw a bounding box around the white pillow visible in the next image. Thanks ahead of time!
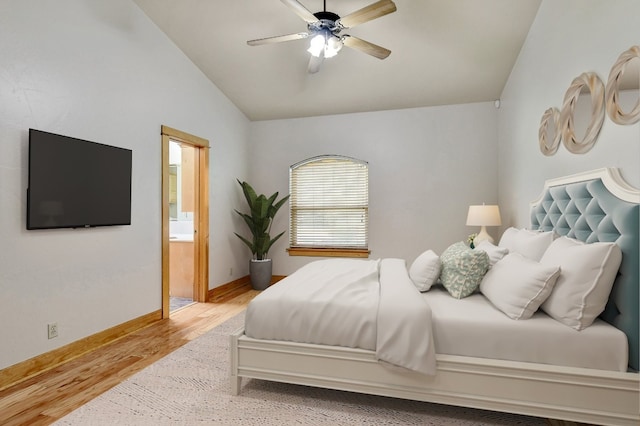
[475,240,509,267]
[540,236,622,330]
[480,253,561,320]
[497,227,520,250]
[409,250,441,292]
[498,227,555,261]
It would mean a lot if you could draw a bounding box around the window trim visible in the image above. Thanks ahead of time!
[287,247,370,258]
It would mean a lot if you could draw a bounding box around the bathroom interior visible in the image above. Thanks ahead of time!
[168,141,196,311]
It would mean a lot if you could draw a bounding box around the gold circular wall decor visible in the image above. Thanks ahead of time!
[538,107,561,156]
[605,45,640,125]
[559,72,605,154]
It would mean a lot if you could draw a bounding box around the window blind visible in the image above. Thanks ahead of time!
[289,155,368,249]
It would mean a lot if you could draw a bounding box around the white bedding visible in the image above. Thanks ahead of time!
[245,258,628,375]
[425,286,628,372]
[245,258,436,375]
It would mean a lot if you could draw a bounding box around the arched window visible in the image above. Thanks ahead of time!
[289,155,369,257]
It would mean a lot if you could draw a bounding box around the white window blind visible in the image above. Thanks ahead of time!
[289,155,368,249]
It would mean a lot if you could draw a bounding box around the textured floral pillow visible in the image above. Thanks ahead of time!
[440,242,490,299]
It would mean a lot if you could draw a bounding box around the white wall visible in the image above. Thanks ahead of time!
[0,0,249,369]
[498,0,640,228]
[247,102,499,275]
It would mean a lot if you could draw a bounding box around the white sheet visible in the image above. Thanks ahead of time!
[424,286,628,372]
[245,258,436,375]
[377,258,436,374]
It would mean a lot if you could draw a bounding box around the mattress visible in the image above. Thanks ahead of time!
[424,285,629,372]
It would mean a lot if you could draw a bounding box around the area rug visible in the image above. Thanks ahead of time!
[55,312,547,425]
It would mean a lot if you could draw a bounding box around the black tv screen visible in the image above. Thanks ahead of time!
[27,129,132,230]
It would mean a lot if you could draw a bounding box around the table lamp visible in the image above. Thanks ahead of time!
[466,204,501,245]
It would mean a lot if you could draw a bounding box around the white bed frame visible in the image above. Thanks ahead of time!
[230,169,640,426]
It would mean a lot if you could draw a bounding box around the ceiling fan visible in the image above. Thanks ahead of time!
[247,0,397,73]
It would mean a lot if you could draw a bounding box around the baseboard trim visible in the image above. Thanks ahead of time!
[208,275,287,302]
[0,309,161,391]
[208,275,251,302]
[271,275,286,284]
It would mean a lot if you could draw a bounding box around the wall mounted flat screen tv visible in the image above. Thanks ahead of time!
[27,129,132,230]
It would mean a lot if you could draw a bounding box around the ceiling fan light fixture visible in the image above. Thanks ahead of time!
[324,35,343,58]
[307,33,326,57]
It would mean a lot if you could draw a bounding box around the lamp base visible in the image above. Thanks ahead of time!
[474,226,494,246]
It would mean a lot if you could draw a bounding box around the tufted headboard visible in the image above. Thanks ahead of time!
[530,168,639,371]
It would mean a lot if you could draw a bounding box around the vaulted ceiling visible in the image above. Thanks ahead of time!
[133,0,541,121]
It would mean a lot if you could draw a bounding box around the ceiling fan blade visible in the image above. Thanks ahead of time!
[308,51,325,74]
[343,35,391,59]
[337,0,397,29]
[280,0,319,24]
[247,32,309,46]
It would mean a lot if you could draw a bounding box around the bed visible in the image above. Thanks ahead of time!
[230,168,640,426]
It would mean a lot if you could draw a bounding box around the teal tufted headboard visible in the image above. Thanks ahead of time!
[530,168,640,371]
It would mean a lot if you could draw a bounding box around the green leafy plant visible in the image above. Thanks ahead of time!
[234,179,290,260]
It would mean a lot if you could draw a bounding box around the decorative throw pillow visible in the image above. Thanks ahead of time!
[475,240,509,267]
[540,236,622,330]
[498,227,555,261]
[409,250,441,292]
[439,242,489,299]
[480,253,561,320]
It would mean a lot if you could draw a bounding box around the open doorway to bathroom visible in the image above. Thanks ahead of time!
[161,126,210,318]
[168,142,195,311]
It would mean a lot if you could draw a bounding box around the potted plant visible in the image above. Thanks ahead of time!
[234,179,289,290]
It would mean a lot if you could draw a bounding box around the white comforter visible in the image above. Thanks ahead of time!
[245,258,436,375]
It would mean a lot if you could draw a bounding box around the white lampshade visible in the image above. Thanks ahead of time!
[466,205,501,226]
[307,34,325,57]
[466,204,501,244]
[308,32,343,59]
[324,35,343,58]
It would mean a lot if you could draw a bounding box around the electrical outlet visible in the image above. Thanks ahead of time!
[229,267,233,276]
[48,323,58,339]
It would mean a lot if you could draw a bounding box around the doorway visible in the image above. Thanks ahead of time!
[161,126,210,318]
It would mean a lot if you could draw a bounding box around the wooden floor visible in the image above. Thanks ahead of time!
[0,284,583,426]
[0,286,260,426]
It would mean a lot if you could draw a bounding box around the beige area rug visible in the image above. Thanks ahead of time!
[55,312,547,425]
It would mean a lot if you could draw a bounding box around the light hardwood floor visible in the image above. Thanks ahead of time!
[0,286,260,426]
[0,284,583,426]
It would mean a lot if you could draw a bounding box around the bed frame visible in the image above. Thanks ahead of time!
[230,168,640,426]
